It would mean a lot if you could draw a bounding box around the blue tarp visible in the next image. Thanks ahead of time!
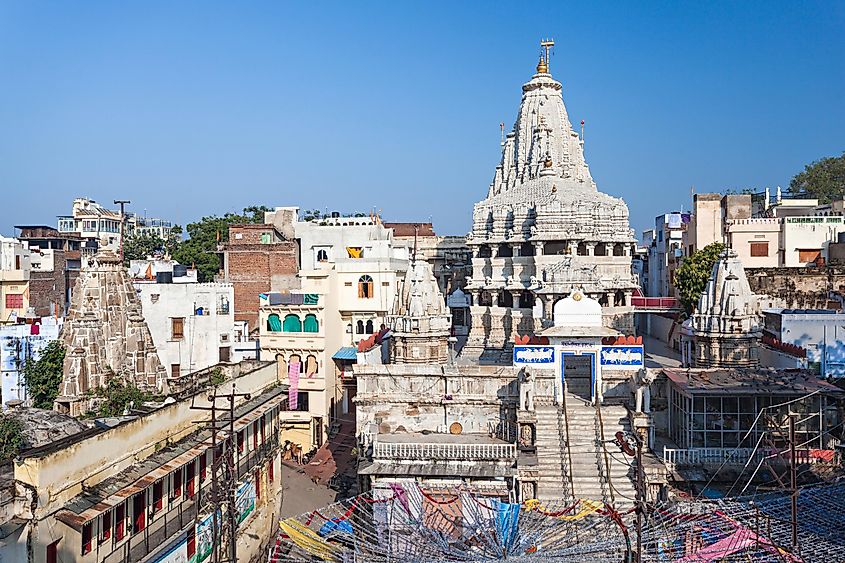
[332,347,358,361]
[493,500,520,553]
[318,519,353,536]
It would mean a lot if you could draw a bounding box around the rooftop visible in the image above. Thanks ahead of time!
[664,368,845,396]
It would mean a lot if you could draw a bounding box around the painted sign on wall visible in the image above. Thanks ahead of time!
[236,480,256,524]
[599,346,644,369]
[513,346,555,365]
[193,510,220,563]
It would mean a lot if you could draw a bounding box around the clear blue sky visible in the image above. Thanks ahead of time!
[1,1,843,237]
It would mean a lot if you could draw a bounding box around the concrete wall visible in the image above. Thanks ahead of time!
[782,216,843,266]
[136,281,235,375]
[759,345,807,369]
[726,218,781,268]
[746,266,845,309]
[688,194,722,253]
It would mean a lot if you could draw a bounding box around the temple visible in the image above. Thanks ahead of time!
[55,250,165,415]
[681,249,766,368]
[464,42,638,356]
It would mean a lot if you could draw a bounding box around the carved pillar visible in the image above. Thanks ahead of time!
[491,291,499,307]
[586,242,596,256]
[511,290,522,309]
[534,241,545,256]
[568,241,578,255]
[607,292,615,308]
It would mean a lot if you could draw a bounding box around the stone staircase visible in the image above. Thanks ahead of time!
[534,389,638,506]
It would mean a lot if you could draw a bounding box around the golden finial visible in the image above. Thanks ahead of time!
[537,38,554,74]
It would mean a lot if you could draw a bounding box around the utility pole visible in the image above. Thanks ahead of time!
[114,199,130,264]
[788,412,799,550]
[191,384,251,562]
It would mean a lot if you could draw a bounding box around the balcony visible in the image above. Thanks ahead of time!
[373,435,516,461]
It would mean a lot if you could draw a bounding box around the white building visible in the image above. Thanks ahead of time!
[763,308,845,377]
[57,198,173,260]
[258,210,410,450]
[0,318,62,407]
[133,261,235,379]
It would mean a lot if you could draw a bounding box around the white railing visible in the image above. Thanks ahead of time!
[373,440,517,461]
[663,447,833,471]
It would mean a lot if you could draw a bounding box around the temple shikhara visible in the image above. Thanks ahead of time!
[464,40,637,357]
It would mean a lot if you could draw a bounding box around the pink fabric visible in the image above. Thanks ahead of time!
[288,362,301,410]
[678,527,802,562]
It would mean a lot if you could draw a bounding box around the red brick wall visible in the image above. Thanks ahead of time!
[228,225,274,245]
[28,251,69,317]
[225,242,298,331]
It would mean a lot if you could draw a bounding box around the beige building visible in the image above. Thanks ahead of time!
[0,236,31,325]
[259,213,410,450]
[1,361,287,563]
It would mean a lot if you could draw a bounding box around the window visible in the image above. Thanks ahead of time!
[365,320,374,334]
[100,510,112,543]
[82,522,92,555]
[200,453,207,482]
[153,480,163,512]
[237,431,245,453]
[260,232,271,244]
[219,346,231,362]
[132,492,145,533]
[187,527,197,559]
[173,468,183,498]
[305,354,318,376]
[316,249,329,262]
[171,317,185,340]
[282,314,302,332]
[171,364,180,379]
[267,313,282,332]
[358,275,374,298]
[268,456,274,482]
[356,320,365,334]
[295,391,309,411]
[15,255,21,270]
[186,462,196,498]
[253,421,259,449]
[255,469,261,499]
[5,294,23,309]
[303,314,319,333]
[115,502,126,540]
[47,540,59,563]
[750,242,769,257]
[798,249,821,263]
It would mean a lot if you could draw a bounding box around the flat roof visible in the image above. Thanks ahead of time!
[539,325,620,338]
[664,368,844,397]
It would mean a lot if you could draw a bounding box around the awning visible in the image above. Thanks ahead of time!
[332,347,357,361]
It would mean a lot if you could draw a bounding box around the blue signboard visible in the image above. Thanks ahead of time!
[599,346,644,368]
[513,346,555,365]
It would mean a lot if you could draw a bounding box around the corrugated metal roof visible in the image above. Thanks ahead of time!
[332,347,358,361]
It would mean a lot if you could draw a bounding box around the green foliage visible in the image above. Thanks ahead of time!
[0,417,24,461]
[123,232,166,266]
[210,367,225,386]
[22,341,66,409]
[674,242,726,315]
[789,152,845,204]
[90,379,155,417]
[170,206,270,282]
[302,209,323,222]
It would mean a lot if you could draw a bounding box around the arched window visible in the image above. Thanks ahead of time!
[282,314,302,332]
[365,320,374,334]
[358,275,374,298]
[356,320,365,334]
[305,354,318,376]
[316,249,328,262]
[289,354,302,374]
[303,314,319,333]
[267,314,282,332]
[275,354,286,381]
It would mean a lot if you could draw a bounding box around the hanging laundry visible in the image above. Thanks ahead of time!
[288,362,301,410]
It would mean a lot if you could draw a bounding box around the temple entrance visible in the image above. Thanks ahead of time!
[561,352,595,402]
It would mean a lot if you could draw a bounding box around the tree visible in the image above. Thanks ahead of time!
[171,206,269,282]
[0,416,24,461]
[789,152,845,203]
[22,341,65,409]
[674,242,726,315]
[122,232,167,266]
[90,379,155,417]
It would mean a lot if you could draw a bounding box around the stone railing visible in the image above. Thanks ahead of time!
[373,439,516,461]
[662,447,833,471]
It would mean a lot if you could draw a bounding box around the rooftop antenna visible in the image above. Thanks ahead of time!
[500,122,505,145]
[580,120,585,145]
[114,199,130,265]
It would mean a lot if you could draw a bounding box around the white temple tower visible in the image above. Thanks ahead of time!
[464,41,637,357]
